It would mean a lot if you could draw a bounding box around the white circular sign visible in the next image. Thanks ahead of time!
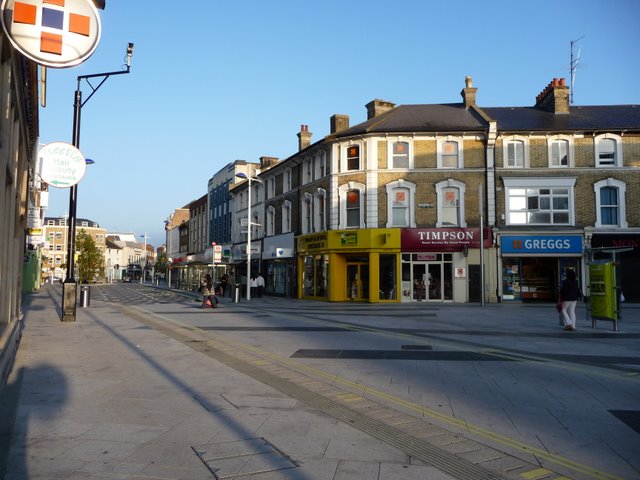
[39,141,87,188]
[0,0,101,68]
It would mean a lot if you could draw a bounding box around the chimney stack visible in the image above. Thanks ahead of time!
[297,124,312,151]
[535,78,569,114]
[259,156,279,169]
[460,76,477,109]
[365,99,395,120]
[330,114,350,134]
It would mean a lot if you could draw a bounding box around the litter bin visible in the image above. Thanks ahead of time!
[79,285,91,307]
[233,284,240,303]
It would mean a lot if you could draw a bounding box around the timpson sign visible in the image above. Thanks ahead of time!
[401,228,492,251]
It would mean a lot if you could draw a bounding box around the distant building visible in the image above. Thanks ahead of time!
[43,217,106,281]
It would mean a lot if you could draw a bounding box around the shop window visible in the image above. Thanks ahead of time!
[503,177,576,226]
[385,180,416,228]
[435,179,466,227]
[594,178,627,228]
[302,255,328,298]
[379,254,397,300]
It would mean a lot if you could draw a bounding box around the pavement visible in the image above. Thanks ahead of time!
[1,284,639,480]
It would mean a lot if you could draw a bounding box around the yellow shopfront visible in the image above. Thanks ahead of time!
[297,229,401,302]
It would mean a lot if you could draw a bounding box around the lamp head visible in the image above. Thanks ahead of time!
[126,43,134,68]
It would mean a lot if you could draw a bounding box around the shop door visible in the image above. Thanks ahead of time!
[347,263,369,300]
[411,263,443,301]
[427,263,443,300]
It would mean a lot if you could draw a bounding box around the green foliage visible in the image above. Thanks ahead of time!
[155,251,168,274]
[76,229,105,282]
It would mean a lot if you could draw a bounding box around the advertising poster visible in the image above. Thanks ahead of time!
[589,262,616,320]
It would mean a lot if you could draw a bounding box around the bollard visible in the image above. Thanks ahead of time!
[233,284,240,303]
[79,285,91,307]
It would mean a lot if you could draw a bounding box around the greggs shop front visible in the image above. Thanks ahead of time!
[297,227,491,303]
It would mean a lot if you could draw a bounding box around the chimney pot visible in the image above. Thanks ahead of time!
[297,125,312,151]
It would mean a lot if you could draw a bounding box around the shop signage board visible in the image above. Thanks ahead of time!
[1,0,101,68]
[501,235,583,255]
[402,228,491,251]
[39,141,86,188]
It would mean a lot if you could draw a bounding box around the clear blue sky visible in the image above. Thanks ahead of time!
[39,0,640,248]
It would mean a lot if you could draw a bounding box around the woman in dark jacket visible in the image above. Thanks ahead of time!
[560,269,581,330]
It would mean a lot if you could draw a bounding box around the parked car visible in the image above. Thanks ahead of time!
[122,275,132,283]
[46,275,62,283]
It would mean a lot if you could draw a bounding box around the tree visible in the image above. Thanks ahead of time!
[155,251,168,275]
[76,229,104,282]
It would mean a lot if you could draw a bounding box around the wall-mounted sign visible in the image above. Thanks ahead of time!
[1,0,101,68]
[501,235,583,255]
[402,228,492,252]
[39,141,86,188]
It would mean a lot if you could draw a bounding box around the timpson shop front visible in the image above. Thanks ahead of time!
[297,227,491,303]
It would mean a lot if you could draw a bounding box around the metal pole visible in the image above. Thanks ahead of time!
[61,84,82,321]
[246,177,252,301]
[479,183,485,307]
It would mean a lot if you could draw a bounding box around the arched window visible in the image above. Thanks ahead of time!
[595,134,623,167]
[435,180,467,227]
[437,138,464,169]
[594,178,627,228]
[548,135,573,167]
[385,180,416,227]
[338,182,365,229]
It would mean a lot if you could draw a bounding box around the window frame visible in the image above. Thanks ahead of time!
[435,179,467,227]
[338,182,365,229]
[302,192,313,234]
[266,206,275,236]
[547,135,574,168]
[503,177,576,226]
[281,200,292,233]
[388,140,413,169]
[313,188,327,232]
[342,143,362,172]
[502,136,529,168]
[595,133,623,168]
[594,178,627,228]
[437,137,464,169]
[385,180,416,228]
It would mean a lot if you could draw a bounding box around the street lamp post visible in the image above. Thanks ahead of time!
[235,172,262,301]
[164,219,172,287]
[140,233,149,283]
[61,43,134,322]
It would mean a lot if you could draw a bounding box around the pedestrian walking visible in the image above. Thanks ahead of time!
[250,275,258,299]
[200,274,218,309]
[256,273,265,297]
[559,269,582,331]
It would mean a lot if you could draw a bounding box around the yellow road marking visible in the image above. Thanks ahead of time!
[521,468,553,479]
